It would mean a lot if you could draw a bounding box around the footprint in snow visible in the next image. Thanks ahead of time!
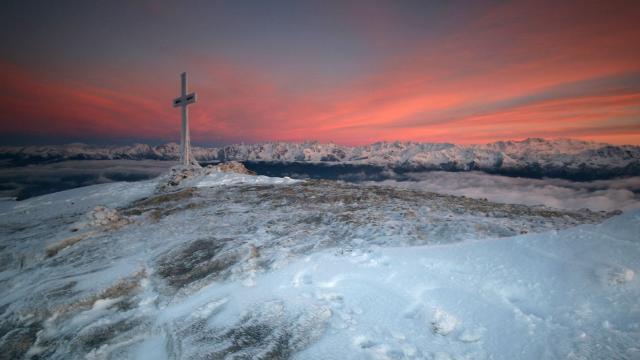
[292,271,312,287]
[353,335,377,349]
[430,308,459,336]
[458,327,485,343]
[595,265,634,287]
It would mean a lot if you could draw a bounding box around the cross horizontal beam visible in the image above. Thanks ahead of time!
[173,92,197,107]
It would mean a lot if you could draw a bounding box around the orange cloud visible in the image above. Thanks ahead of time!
[0,61,175,141]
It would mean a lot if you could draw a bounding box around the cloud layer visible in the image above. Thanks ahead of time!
[2,158,638,212]
[368,172,640,212]
[0,160,172,200]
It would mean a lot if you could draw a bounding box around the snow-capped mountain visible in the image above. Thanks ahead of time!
[2,138,639,180]
[213,138,640,179]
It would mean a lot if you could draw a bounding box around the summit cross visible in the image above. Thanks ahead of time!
[173,72,197,167]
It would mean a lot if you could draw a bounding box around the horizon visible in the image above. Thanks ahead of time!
[1,0,640,146]
[3,136,640,149]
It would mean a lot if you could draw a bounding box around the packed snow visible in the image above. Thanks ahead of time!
[0,170,638,359]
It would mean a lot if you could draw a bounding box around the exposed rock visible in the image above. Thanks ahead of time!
[155,162,254,193]
[156,165,206,192]
[167,166,202,186]
[87,206,129,229]
[211,161,256,175]
[69,206,130,232]
[0,324,40,360]
[46,231,97,258]
[174,300,331,359]
[157,238,242,290]
[24,270,148,358]
[122,187,201,223]
[46,206,131,257]
[129,188,198,209]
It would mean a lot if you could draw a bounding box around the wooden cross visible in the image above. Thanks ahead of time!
[173,72,197,166]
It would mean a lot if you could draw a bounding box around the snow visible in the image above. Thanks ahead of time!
[291,213,640,359]
[149,210,639,359]
[0,181,156,232]
[0,171,638,359]
[196,171,299,187]
[0,179,156,220]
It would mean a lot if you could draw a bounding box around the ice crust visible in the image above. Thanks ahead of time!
[0,172,638,359]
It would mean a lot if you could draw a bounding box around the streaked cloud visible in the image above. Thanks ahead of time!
[1,0,639,145]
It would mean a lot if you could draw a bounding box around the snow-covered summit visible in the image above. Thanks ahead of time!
[0,170,636,359]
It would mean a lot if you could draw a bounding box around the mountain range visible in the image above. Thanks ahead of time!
[2,138,639,180]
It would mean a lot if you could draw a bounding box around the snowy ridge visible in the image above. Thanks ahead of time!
[2,138,640,179]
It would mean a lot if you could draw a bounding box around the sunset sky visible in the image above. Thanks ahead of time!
[1,0,639,146]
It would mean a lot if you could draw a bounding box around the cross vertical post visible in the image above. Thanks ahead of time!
[180,72,190,166]
[173,72,197,167]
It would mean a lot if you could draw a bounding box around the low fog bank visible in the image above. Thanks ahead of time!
[365,172,640,212]
[0,160,173,200]
[2,160,639,212]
